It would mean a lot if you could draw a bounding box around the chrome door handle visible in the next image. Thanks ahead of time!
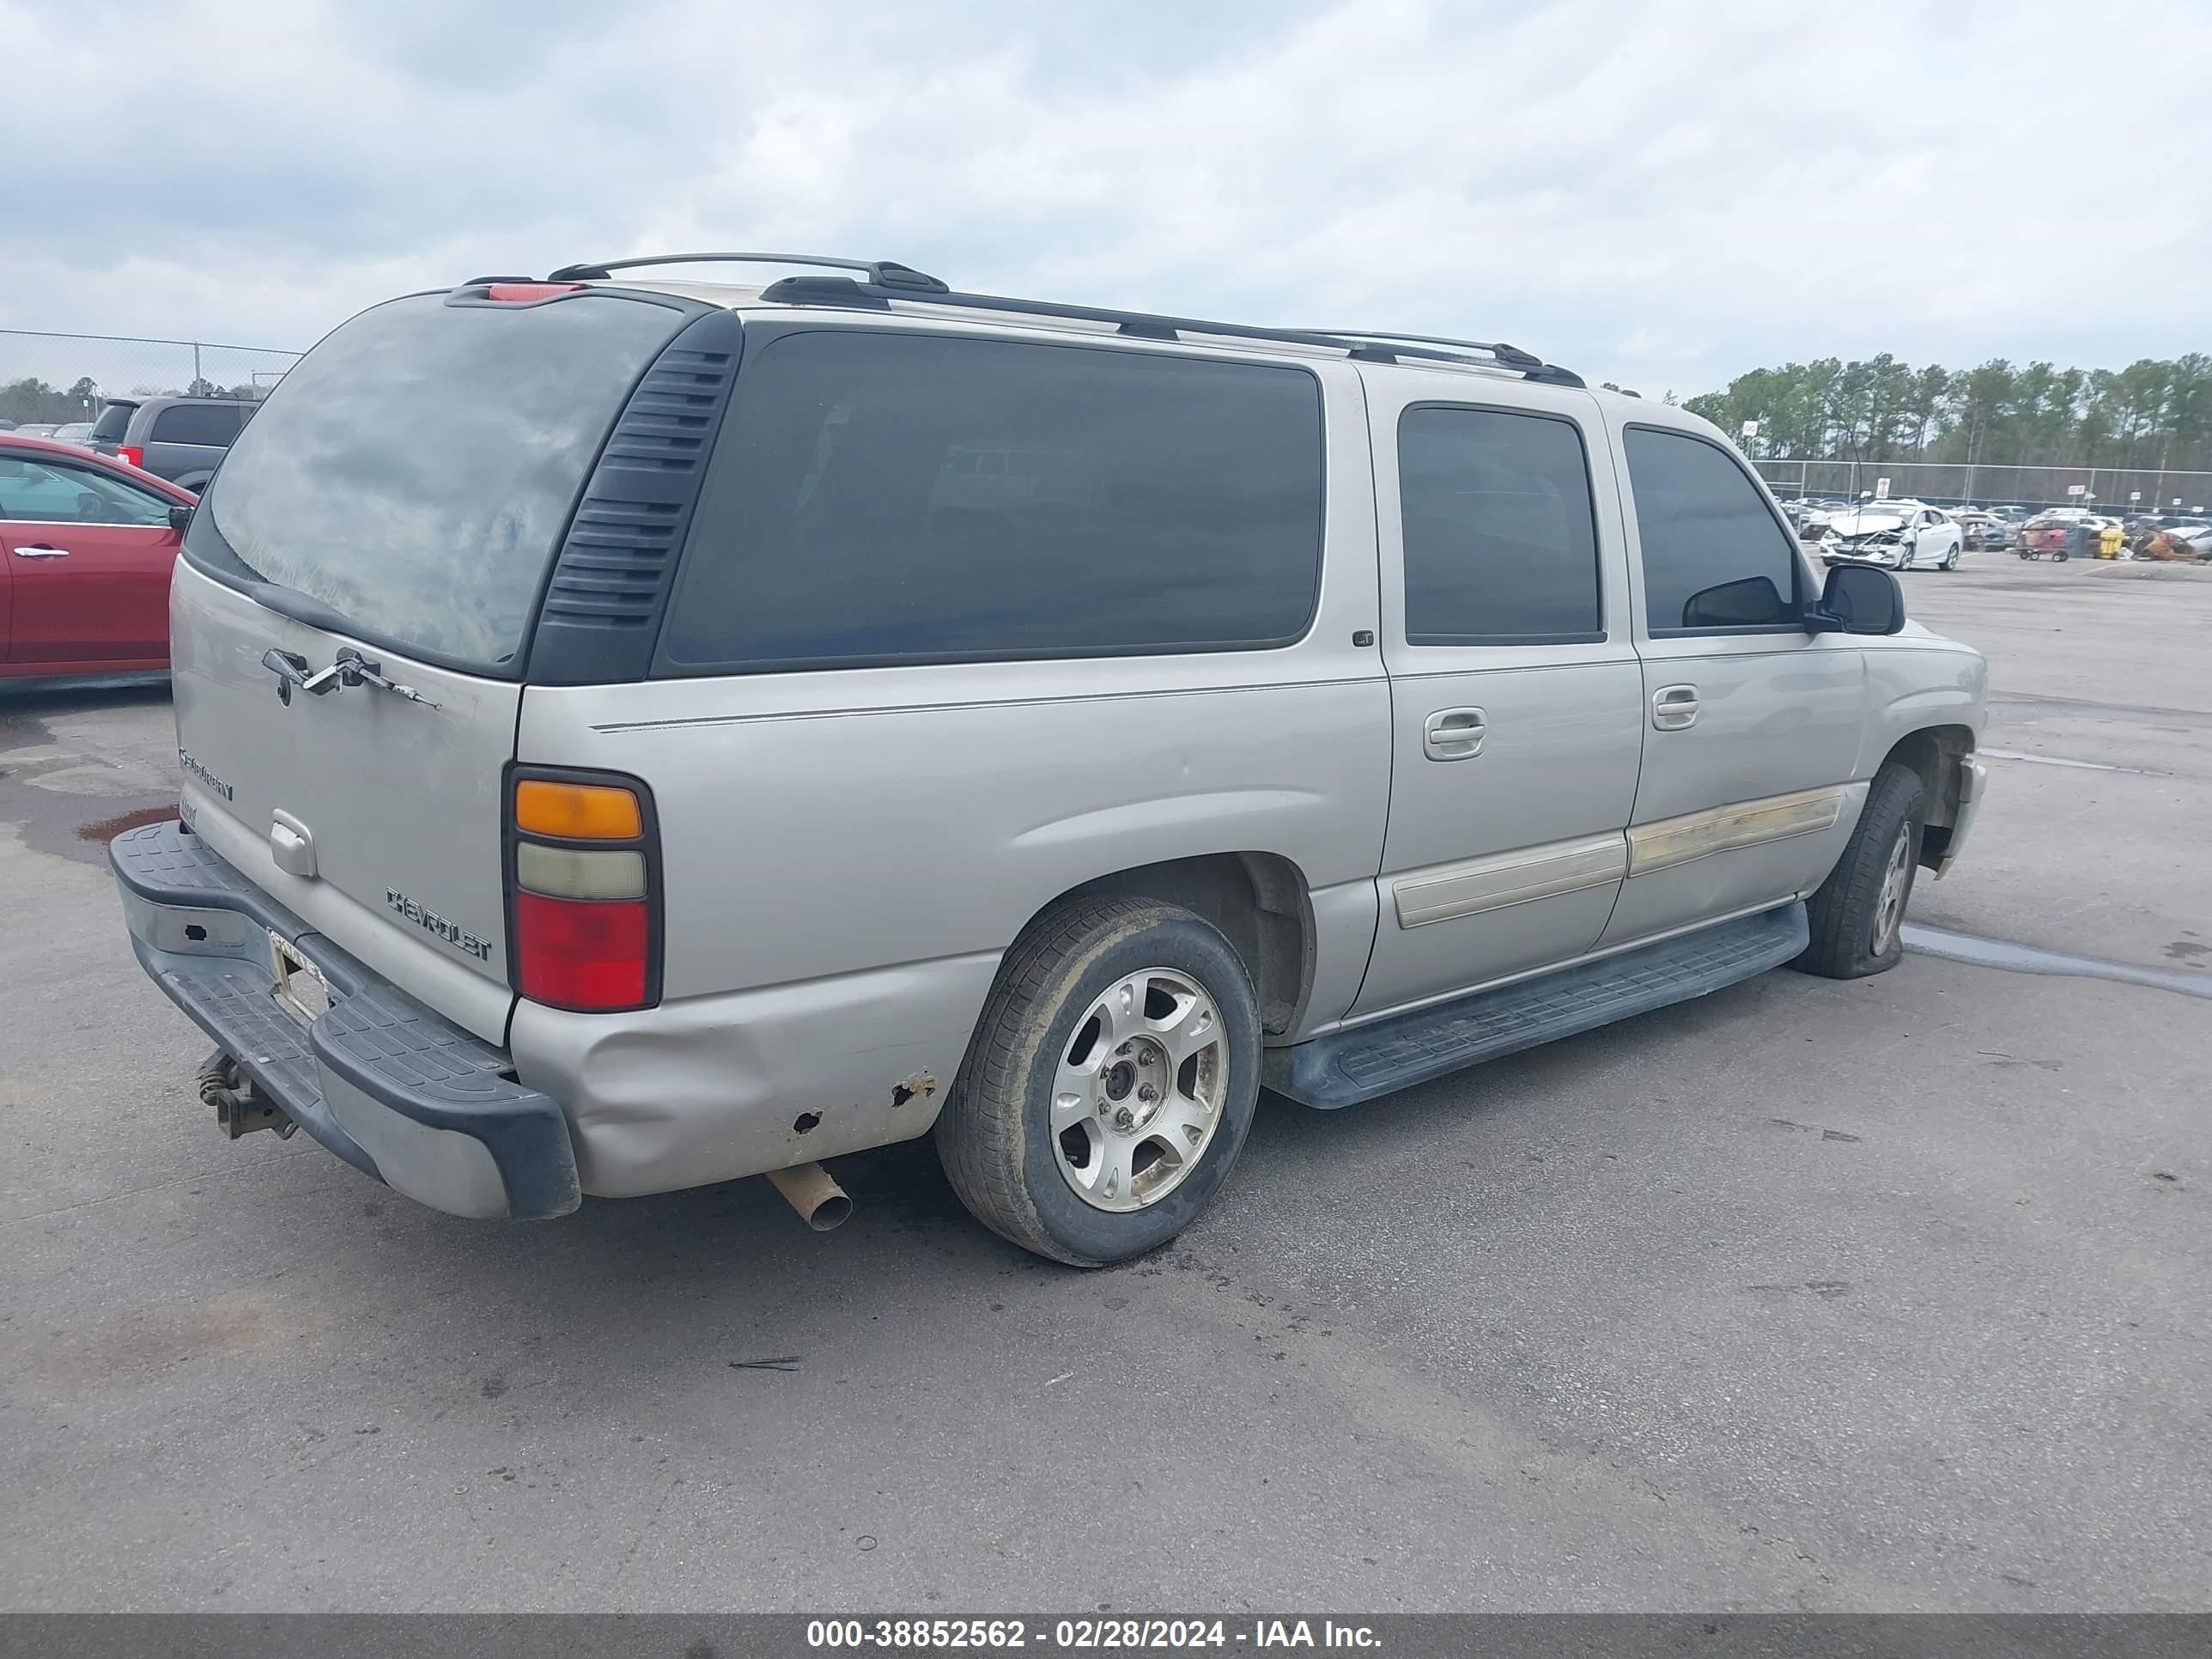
[1652,684,1699,731]
[1423,706,1486,761]
[14,544,71,557]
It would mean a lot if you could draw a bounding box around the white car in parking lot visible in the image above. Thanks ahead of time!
[1819,501,1964,571]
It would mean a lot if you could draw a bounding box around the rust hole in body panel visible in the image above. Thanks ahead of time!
[77,805,177,842]
[792,1111,821,1134]
[890,1073,939,1108]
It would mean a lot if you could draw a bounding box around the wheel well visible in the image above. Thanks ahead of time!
[1054,853,1314,1038]
[1882,724,1976,868]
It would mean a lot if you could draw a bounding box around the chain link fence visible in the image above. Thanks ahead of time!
[1753,456,2212,515]
[0,329,301,430]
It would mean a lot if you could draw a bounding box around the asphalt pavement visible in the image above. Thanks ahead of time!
[2,550,2206,1613]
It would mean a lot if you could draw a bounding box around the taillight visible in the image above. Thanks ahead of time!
[118,446,145,470]
[507,770,658,1012]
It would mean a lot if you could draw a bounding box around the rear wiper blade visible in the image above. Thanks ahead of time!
[243,579,358,637]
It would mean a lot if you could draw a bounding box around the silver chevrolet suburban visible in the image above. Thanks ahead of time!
[112,254,1989,1266]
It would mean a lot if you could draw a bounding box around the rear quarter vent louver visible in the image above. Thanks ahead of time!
[526,311,744,683]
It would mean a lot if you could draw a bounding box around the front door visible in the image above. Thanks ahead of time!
[1601,420,1865,948]
[1350,382,1645,1022]
[0,453,179,664]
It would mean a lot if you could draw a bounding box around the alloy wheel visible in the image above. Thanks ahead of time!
[1051,969,1228,1212]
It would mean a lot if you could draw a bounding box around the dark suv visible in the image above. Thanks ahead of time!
[88,396,255,490]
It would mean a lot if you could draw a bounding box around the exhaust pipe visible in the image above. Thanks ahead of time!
[766,1161,853,1231]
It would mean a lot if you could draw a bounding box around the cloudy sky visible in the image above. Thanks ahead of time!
[9,0,2209,398]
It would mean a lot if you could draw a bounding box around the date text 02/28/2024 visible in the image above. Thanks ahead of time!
[804,1620,1381,1650]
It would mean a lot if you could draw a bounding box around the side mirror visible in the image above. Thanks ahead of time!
[168,503,194,534]
[1810,562,1905,635]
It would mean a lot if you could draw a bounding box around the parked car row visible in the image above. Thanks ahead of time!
[2,397,255,490]
[1778,497,1966,571]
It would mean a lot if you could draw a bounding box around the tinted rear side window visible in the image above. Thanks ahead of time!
[1624,427,1802,632]
[90,403,137,442]
[1398,405,1601,643]
[659,331,1324,671]
[197,292,688,670]
[150,404,241,446]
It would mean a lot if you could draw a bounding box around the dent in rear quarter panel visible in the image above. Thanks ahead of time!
[508,356,1389,1198]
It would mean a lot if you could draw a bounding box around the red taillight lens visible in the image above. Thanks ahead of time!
[484,282,582,303]
[507,768,659,1012]
[513,891,650,1012]
[118,446,145,470]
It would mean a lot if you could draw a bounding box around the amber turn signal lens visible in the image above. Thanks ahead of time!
[514,779,642,841]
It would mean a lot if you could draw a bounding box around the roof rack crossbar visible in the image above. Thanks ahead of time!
[545,252,949,293]
[751,275,1579,384]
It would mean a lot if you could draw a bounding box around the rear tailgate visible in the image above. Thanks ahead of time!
[171,562,521,1041]
[168,285,704,1042]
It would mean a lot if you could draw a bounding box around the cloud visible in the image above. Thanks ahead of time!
[6,0,2209,395]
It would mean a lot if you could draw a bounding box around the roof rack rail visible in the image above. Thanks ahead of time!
[1300,329,1584,388]
[745,272,1583,386]
[1305,330,1540,368]
[545,252,950,293]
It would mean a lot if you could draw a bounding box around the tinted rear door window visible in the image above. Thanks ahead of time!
[90,404,137,442]
[659,330,1324,672]
[195,292,689,670]
[150,404,242,447]
[1399,405,1601,643]
[1623,427,1802,632]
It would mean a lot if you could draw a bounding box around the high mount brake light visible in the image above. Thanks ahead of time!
[483,283,583,304]
[507,773,658,1012]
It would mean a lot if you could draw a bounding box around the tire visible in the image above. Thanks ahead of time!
[935,896,1262,1267]
[1942,543,1960,570]
[1794,762,1924,980]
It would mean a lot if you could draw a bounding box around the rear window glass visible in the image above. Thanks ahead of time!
[659,330,1323,672]
[90,403,137,442]
[150,404,241,447]
[199,292,686,670]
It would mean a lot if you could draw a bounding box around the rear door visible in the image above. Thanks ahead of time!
[1349,378,1644,1020]
[171,286,701,1042]
[0,453,178,662]
[1601,418,1865,948]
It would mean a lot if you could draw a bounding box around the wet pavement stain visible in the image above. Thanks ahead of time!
[1903,924,2212,1001]
[76,805,179,842]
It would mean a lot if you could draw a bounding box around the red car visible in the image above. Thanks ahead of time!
[0,431,195,681]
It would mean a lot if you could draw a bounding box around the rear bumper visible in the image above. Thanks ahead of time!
[110,821,580,1219]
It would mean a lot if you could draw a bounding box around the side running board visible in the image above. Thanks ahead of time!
[1265,902,1809,1109]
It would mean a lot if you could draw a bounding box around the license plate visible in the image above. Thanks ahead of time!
[268,932,331,1025]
